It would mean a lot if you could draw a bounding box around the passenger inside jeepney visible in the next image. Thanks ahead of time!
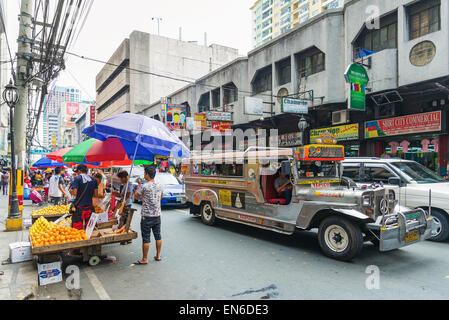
[273,169,293,205]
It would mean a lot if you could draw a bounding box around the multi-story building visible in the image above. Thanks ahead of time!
[95,31,241,122]
[42,86,81,149]
[143,0,449,175]
[251,0,344,48]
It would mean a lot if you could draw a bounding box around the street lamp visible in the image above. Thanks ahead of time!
[3,80,20,220]
[298,116,309,146]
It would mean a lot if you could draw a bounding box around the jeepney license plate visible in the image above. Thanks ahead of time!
[405,231,418,243]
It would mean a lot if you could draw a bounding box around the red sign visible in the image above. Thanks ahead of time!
[90,106,96,125]
[66,102,79,116]
[365,111,441,138]
[211,121,231,135]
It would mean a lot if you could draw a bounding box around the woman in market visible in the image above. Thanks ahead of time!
[92,173,106,210]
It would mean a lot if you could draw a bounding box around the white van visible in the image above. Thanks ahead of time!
[342,158,448,242]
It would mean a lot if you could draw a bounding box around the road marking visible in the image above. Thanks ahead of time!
[174,209,189,215]
[84,268,111,300]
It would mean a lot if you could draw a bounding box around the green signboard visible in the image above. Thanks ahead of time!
[281,98,309,114]
[344,63,369,111]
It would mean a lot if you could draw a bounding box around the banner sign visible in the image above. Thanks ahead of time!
[66,102,79,116]
[206,111,232,122]
[194,113,208,131]
[281,98,310,114]
[295,144,345,162]
[166,104,187,130]
[311,124,359,143]
[90,105,96,125]
[345,63,369,111]
[245,97,263,116]
[278,132,303,147]
[365,111,441,138]
[211,121,232,136]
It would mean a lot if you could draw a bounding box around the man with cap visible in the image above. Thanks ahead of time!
[69,164,99,230]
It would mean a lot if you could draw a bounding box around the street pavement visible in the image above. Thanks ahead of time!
[1,196,449,300]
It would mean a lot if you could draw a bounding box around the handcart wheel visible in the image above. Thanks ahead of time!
[88,256,101,266]
[32,255,39,269]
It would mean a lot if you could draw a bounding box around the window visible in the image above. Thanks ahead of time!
[276,58,291,86]
[342,165,361,182]
[362,165,396,184]
[201,163,243,177]
[409,0,440,40]
[223,83,238,106]
[357,22,397,53]
[198,92,210,113]
[252,66,272,94]
[298,50,325,77]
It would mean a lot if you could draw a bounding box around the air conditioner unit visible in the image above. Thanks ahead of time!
[332,110,349,125]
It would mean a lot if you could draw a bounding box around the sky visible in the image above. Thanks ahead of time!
[5,0,255,101]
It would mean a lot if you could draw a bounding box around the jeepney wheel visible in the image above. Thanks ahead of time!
[428,210,449,242]
[318,217,363,261]
[88,256,101,266]
[200,202,216,226]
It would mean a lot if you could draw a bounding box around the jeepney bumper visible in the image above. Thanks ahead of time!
[366,208,433,252]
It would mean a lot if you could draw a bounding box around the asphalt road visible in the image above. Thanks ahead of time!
[60,205,449,300]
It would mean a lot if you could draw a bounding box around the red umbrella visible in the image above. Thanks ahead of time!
[46,147,73,162]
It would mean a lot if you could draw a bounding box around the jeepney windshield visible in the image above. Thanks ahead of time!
[297,161,337,178]
[391,161,445,184]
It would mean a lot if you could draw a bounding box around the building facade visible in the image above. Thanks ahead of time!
[0,0,9,157]
[95,31,241,122]
[141,0,449,175]
[251,0,344,48]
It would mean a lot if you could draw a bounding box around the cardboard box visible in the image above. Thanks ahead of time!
[9,242,32,263]
[38,261,62,286]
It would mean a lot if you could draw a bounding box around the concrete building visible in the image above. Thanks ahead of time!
[142,0,449,173]
[74,111,87,145]
[251,0,344,48]
[95,31,241,122]
[0,0,9,157]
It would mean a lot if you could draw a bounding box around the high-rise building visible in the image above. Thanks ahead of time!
[42,86,82,149]
[251,0,343,48]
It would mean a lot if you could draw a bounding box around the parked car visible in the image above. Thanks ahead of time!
[132,172,186,207]
[342,157,449,242]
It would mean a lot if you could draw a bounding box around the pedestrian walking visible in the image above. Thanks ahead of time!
[48,167,70,205]
[69,164,99,230]
[1,170,8,195]
[134,166,163,265]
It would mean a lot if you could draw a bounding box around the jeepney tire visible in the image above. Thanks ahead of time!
[428,210,449,242]
[200,202,216,226]
[88,256,101,266]
[318,217,363,262]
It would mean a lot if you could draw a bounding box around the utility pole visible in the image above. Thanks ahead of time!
[152,17,162,36]
[12,0,33,226]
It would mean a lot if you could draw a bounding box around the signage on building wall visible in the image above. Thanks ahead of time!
[281,98,310,114]
[194,113,208,131]
[206,111,232,122]
[66,102,79,115]
[166,104,187,130]
[51,134,57,147]
[90,105,96,125]
[278,132,303,147]
[365,111,441,138]
[311,124,359,143]
[211,121,232,136]
[410,41,436,67]
[244,97,264,116]
[345,63,369,111]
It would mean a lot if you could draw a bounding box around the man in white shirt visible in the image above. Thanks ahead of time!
[48,167,70,205]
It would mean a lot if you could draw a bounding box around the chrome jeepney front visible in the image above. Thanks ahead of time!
[366,208,433,251]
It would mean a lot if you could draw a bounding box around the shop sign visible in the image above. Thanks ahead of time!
[245,97,264,116]
[278,132,303,147]
[410,41,436,67]
[344,63,369,111]
[89,105,96,125]
[206,111,232,122]
[365,111,441,139]
[166,104,187,130]
[211,121,232,136]
[310,124,359,143]
[194,113,208,131]
[281,98,310,114]
[295,144,345,161]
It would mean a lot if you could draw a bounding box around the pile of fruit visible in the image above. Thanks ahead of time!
[32,204,70,216]
[30,216,88,247]
[56,216,72,229]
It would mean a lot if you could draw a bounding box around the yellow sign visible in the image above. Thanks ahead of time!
[310,124,359,143]
[200,179,228,185]
[297,179,340,185]
[219,190,232,206]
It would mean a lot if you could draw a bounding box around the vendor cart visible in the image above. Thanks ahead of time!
[31,211,137,268]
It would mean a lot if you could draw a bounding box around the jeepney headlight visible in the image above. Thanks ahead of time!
[362,195,371,206]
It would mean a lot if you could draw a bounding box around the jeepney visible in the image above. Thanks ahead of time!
[184,142,433,261]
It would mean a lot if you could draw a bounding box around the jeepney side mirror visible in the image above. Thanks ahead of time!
[281,161,291,175]
[388,177,403,187]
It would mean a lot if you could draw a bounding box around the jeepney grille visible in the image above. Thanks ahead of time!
[375,195,384,216]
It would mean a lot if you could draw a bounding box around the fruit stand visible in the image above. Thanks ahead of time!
[30,210,137,267]
[32,205,71,223]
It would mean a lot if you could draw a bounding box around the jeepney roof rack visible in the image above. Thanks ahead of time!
[243,146,292,155]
